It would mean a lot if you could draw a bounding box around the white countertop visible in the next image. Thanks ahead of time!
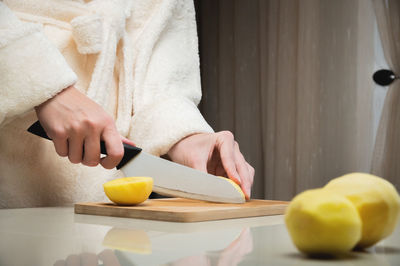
[0,207,399,266]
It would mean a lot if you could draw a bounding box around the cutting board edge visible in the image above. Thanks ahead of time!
[74,199,289,223]
[75,203,235,222]
[181,204,288,222]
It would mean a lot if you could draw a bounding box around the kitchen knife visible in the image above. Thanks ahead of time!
[27,121,245,203]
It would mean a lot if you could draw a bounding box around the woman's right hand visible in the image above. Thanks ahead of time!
[35,86,124,169]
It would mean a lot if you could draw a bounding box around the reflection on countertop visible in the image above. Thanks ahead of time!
[0,207,399,266]
[53,226,253,266]
[103,227,152,255]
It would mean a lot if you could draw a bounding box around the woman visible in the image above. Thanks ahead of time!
[0,0,254,208]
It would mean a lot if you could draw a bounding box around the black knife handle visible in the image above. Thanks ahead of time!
[27,121,141,169]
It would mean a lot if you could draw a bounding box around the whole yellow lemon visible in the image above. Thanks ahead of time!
[103,177,153,205]
[285,188,362,255]
[324,172,400,248]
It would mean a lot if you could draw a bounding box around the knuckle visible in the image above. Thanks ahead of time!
[108,148,124,161]
[234,141,240,149]
[247,163,255,173]
[68,121,82,134]
[104,115,114,124]
[101,115,114,127]
[49,127,67,140]
[219,130,234,140]
[250,172,254,180]
[103,124,118,137]
[83,119,98,131]
[249,172,255,181]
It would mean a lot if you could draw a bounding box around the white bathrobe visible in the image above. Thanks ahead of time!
[0,0,213,208]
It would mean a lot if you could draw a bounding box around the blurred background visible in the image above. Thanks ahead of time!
[194,0,400,200]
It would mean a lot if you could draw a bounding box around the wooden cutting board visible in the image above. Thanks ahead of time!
[75,198,288,222]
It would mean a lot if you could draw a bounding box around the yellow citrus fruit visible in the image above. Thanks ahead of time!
[285,188,362,255]
[219,176,246,199]
[324,173,400,248]
[103,177,153,205]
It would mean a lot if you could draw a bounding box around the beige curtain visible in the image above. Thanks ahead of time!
[197,0,377,200]
[372,0,400,188]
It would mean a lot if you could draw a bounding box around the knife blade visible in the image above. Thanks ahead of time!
[27,121,245,203]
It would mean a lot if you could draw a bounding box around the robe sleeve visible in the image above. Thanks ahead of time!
[127,0,214,156]
[0,2,77,126]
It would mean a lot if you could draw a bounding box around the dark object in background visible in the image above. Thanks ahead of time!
[373,69,398,86]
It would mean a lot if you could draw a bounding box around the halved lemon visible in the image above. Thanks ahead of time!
[103,177,153,205]
[220,176,246,200]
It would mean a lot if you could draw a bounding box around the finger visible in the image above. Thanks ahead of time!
[68,135,84,164]
[246,162,255,179]
[192,161,208,173]
[208,150,227,177]
[98,249,121,266]
[80,253,98,266]
[189,152,208,173]
[82,134,101,167]
[246,162,255,196]
[53,137,68,157]
[245,162,255,199]
[100,127,124,169]
[48,126,68,157]
[234,142,252,200]
[120,136,136,147]
[217,133,242,185]
[65,254,79,266]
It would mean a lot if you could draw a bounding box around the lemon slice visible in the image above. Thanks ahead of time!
[219,176,246,200]
[103,177,153,205]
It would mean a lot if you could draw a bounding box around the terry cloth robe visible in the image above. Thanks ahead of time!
[0,0,213,208]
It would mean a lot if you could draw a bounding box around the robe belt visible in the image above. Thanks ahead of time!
[70,0,133,136]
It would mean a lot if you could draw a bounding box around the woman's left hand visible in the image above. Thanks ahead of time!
[167,131,254,200]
